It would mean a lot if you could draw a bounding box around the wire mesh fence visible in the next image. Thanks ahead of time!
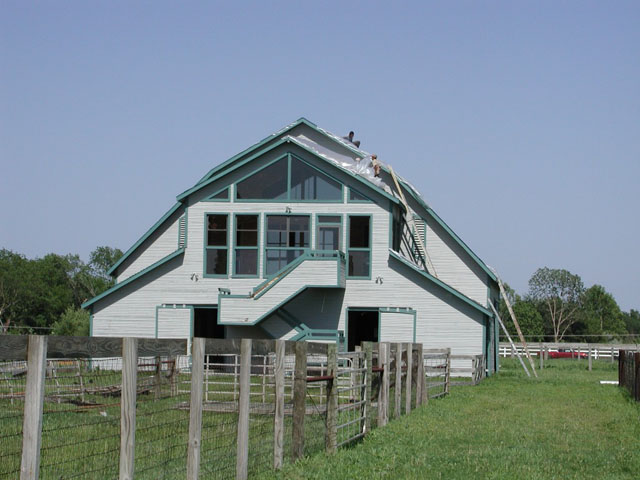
[3,336,465,480]
[0,360,26,479]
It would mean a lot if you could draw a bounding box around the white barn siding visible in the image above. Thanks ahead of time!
[157,307,191,339]
[380,312,414,342]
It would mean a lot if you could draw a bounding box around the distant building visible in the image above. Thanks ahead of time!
[83,118,500,373]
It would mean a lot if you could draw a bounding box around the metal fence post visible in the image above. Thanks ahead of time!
[236,339,252,480]
[119,337,138,480]
[274,340,285,468]
[187,338,205,480]
[445,348,451,395]
[20,335,47,480]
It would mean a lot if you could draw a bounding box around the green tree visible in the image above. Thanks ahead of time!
[507,301,545,342]
[0,249,29,333]
[577,285,626,340]
[51,306,90,336]
[622,309,640,340]
[528,267,585,342]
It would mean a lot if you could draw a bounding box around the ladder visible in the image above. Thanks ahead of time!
[388,165,438,278]
[495,274,538,378]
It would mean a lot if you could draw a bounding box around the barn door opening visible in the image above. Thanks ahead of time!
[347,309,379,351]
[193,307,224,367]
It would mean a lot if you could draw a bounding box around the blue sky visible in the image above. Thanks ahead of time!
[1,2,638,310]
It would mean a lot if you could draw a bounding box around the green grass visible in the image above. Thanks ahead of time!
[257,358,640,480]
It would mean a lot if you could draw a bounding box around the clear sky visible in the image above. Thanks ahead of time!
[1,2,638,311]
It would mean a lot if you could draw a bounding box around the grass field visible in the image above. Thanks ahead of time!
[257,358,640,480]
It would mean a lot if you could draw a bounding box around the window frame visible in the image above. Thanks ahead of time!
[203,212,230,278]
[347,214,372,279]
[234,153,344,203]
[263,213,312,277]
[204,186,231,202]
[315,213,343,253]
[233,213,260,278]
[347,187,373,203]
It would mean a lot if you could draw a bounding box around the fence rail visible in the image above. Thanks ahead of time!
[619,350,640,402]
[500,342,640,361]
[0,336,480,480]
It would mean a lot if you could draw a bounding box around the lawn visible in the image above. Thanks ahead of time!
[257,358,640,480]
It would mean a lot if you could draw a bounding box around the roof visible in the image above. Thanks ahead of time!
[106,117,495,285]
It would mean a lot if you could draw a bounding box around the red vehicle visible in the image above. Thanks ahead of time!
[548,348,587,359]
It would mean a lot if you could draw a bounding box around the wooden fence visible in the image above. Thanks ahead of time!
[619,350,640,402]
[0,336,472,480]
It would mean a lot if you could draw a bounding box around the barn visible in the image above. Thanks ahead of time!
[82,118,500,374]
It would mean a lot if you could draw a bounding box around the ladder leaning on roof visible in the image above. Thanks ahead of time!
[387,165,438,278]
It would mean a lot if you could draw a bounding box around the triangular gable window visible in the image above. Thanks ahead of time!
[290,157,341,201]
[235,155,342,201]
[236,158,288,200]
[348,188,372,203]
[205,187,229,201]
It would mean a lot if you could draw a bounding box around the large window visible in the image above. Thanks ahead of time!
[348,215,371,278]
[265,215,309,275]
[234,214,259,276]
[205,214,228,276]
[236,155,342,202]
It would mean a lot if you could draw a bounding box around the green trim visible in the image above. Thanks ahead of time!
[107,202,182,277]
[379,307,417,342]
[82,248,185,309]
[233,153,289,202]
[388,249,492,317]
[315,213,343,252]
[204,186,231,202]
[232,212,260,278]
[346,214,373,280]
[203,212,230,278]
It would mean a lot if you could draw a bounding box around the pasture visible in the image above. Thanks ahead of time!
[258,358,640,480]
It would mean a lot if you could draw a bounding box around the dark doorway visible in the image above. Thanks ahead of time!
[347,309,379,351]
[194,307,223,339]
[194,307,224,367]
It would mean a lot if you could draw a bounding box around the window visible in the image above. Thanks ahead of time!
[316,215,342,253]
[392,206,402,252]
[235,155,343,202]
[348,215,371,278]
[265,215,309,275]
[290,159,342,201]
[205,214,228,276]
[348,188,372,203]
[206,187,229,201]
[234,214,259,276]
[236,158,288,200]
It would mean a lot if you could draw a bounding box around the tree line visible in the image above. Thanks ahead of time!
[499,267,639,343]
[1,249,638,343]
[0,247,123,336]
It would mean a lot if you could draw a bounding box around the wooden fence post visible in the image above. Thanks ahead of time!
[236,339,252,480]
[325,343,338,453]
[635,352,640,402]
[119,337,138,480]
[20,335,47,480]
[415,344,424,407]
[404,343,412,414]
[611,347,615,364]
[187,338,205,480]
[394,343,402,418]
[377,343,389,427]
[539,343,543,370]
[274,340,285,468]
[588,347,592,371]
[292,341,307,460]
[362,342,372,435]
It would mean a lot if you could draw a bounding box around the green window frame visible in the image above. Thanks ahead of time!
[204,213,229,277]
[233,213,259,277]
[316,214,342,253]
[264,214,311,276]
[347,214,372,279]
[348,187,373,203]
[204,187,230,202]
[235,153,344,203]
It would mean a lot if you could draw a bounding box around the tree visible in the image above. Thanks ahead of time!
[528,267,585,342]
[507,301,545,342]
[578,285,626,340]
[89,246,123,280]
[0,249,28,333]
[622,309,640,340]
[52,306,90,336]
